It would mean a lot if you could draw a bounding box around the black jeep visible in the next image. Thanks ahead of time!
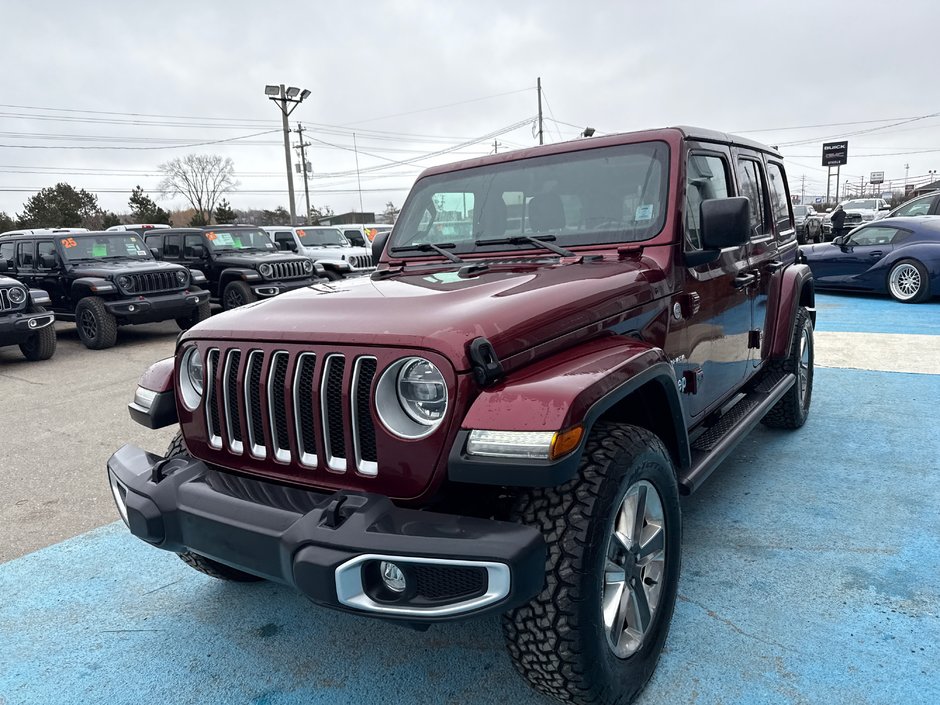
[145,226,320,310]
[0,272,56,361]
[0,231,209,350]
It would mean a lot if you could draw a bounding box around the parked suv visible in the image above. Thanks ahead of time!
[0,271,56,361]
[263,226,374,279]
[108,126,815,705]
[0,231,208,349]
[145,226,321,309]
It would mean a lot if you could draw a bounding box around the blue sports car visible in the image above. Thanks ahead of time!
[799,216,940,303]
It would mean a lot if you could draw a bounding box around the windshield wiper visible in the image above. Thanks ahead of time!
[473,234,575,258]
[390,242,465,263]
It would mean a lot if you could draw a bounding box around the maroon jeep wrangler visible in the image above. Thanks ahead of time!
[108,126,815,705]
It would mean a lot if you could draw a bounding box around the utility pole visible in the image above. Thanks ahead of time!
[294,123,312,225]
[265,84,310,226]
[494,139,498,154]
[537,77,544,146]
[353,133,364,214]
[904,163,910,193]
[800,174,805,204]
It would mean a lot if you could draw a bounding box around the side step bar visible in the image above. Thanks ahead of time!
[678,372,795,495]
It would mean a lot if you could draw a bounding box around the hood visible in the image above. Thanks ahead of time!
[67,259,185,278]
[185,258,664,370]
[301,244,371,260]
[0,275,24,287]
[213,252,308,268]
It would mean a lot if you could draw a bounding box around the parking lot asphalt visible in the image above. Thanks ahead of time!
[1,292,938,705]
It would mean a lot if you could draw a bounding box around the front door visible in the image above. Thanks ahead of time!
[675,147,753,420]
[35,240,69,310]
[813,225,899,288]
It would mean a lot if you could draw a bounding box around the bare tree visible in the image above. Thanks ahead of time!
[158,154,237,225]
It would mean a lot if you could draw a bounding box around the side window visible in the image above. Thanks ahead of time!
[146,235,163,255]
[737,158,769,238]
[164,234,181,257]
[16,241,35,268]
[895,196,932,217]
[183,234,203,258]
[37,241,56,267]
[765,162,793,236]
[0,241,15,267]
[685,153,730,250]
[848,226,897,247]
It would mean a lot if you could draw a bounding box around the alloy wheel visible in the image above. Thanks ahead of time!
[889,264,921,300]
[603,479,667,658]
[80,309,97,340]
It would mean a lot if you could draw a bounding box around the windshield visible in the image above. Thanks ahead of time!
[389,141,669,255]
[58,234,152,261]
[298,228,349,246]
[205,229,275,251]
[844,199,877,210]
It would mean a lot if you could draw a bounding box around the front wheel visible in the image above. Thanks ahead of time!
[222,280,256,310]
[887,259,930,303]
[75,296,117,349]
[322,269,343,281]
[19,306,57,361]
[503,424,681,705]
[164,432,264,583]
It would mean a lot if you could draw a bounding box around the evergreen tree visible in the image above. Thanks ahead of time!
[17,183,101,228]
[128,185,171,224]
[0,211,15,233]
[214,198,236,224]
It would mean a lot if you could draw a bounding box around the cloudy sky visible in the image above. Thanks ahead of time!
[2,0,939,220]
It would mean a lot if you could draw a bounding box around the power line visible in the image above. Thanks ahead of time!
[342,87,532,126]
[0,129,281,151]
[539,89,566,142]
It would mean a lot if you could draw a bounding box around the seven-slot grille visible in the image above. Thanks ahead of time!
[204,347,379,476]
[128,271,183,294]
[268,260,308,280]
[348,255,373,270]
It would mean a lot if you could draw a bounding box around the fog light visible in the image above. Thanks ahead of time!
[380,561,407,592]
[128,304,136,312]
[28,318,38,329]
[108,472,129,526]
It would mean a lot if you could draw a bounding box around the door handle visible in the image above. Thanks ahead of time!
[733,272,757,289]
[765,260,785,272]
[869,251,883,258]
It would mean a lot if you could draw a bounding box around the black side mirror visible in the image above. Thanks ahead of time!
[371,230,391,266]
[40,254,58,269]
[278,240,297,252]
[700,197,750,250]
[150,247,161,259]
[192,244,208,259]
[832,236,845,246]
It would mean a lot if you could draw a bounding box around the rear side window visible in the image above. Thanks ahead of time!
[685,153,730,250]
[765,162,794,237]
[737,159,769,238]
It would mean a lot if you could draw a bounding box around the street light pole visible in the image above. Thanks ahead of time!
[265,84,311,226]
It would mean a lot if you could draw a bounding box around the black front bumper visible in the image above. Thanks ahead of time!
[0,309,55,344]
[107,444,546,622]
[104,289,209,324]
[250,276,319,298]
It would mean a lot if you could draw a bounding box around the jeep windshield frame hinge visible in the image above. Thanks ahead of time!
[468,337,504,388]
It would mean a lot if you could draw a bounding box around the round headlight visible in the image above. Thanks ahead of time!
[175,270,188,285]
[259,263,273,278]
[303,259,313,273]
[375,357,447,439]
[7,286,27,304]
[117,275,134,292]
[397,359,447,424]
[179,346,204,410]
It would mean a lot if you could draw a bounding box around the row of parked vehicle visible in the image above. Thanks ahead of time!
[0,223,387,360]
[794,192,940,244]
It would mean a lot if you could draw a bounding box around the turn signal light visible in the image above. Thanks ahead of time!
[550,426,584,460]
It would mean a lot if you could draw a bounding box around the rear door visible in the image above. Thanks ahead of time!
[732,150,779,369]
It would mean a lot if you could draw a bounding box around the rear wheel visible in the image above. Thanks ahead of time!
[222,280,256,310]
[762,306,813,429]
[175,298,210,330]
[18,306,57,361]
[887,259,930,303]
[75,296,117,349]
[165,432,264,583]
[503,424,681,705]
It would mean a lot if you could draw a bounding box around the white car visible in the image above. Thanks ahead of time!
[839,198,891,223]
[263,226,373,280]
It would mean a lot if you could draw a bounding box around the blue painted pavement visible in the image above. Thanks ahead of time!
[814,291,940,335]
[2,366,939,705]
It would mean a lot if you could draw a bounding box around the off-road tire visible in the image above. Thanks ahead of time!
[222,280,256,310]
[502,424,682,705]
[75,296,117,349]
[887,259,930,303]
[165,431,264,583]
[175,298,210,330]
[762,306,813,429]
[322,269,343,282]
[18,306,57,361]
